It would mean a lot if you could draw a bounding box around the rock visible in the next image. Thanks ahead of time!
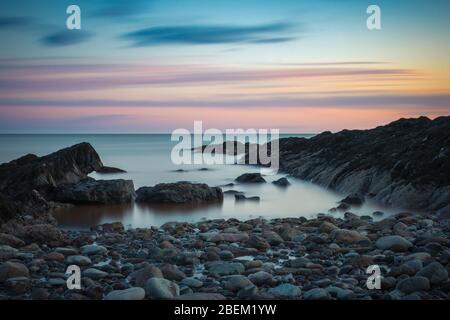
[128,265,163,287]
[397,276,430,293]
[105,287,145,300]
[331,229,368,244]
[5,276,30,293]
[82,268,108,280]
[93,222,125,233]
[234,194,260,201]
[375,235,413,252]
[416,262,448,285]
[326,286,355,300]
[339,194,364,206]
[180,277,203,288]
[31,288,50,300]
[53,178,135,205]
[237,285,259,299]
[223,275,253,291]
[272,177,290,187]
[20,224,64,245]
[0,233,25,247]
[145,277,180,299]
[175,293,226,300]
[235,173,266,183]
[161,264,186,281]
[96,166,126,174]
[247,235,270,250]
[136,182,223,204]
[0,261,29,281]
[303,288,331,300]
[268,284,301,298]
[66,255,92,266]
[81,244,108,256]
[248,271,273,286]
[319,221,338,234]
[206,261,245,276]
[262,231,284,246]
[44,252,65,262]
[373,211,384,217]
[55,247,79,256]
[267,116,450,212]
[210,233,249,243]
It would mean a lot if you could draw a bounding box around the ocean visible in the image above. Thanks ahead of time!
[0,134,399,229]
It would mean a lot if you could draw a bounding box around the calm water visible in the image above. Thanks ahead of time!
[0,134,399,229]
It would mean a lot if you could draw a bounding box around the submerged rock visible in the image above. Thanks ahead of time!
[136,182,223,204]
[272,177,290,187]
[235,173,266,183]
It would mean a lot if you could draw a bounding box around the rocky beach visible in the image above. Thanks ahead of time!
[0,116,449,300]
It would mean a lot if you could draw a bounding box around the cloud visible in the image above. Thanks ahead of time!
[122,23,296,46]
[41,30,93,47]
[1,94,449,109]
[0,16,34,29]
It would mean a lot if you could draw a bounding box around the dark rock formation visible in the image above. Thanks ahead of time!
[272,177,290,187]
[257,116,450,213]
[136,182,223,204]
[0,142,129,222]
[235,173,266,183]
[339,194,364,206]
[96,166,126,174]
[235,194,260,202]
[52,178,135,204]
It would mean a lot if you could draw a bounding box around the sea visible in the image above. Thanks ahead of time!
[0,134,400,229]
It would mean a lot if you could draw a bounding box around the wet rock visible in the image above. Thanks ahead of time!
[234,194,260,201]
[272,177,290,187]
[105,287,145,300]
[31,288,50,300]
[96,166,126,174]
[161,264,186,281]
[397,276,430,293]
[235,173,266,183]
[180,277,203,288]
[66,255,92,266]
[206,261,245,276]
[210,233,249,243]
[331,229,368,244]
[5,277,31,294]
[375,235,413,252]
[81,244,107,256]
[82,268,108,280]
[0,233,25,248]
[248,271,273,286]
[303,288,331,300]
[136,182,223,204]
[128,264,163,287]
[223,275,253,291]
[53,178,135,205]
[145,277,180,299]
[262,231,284,246]
[268,284,301,298]
[319,221,338,234]
[247,235,270,250]
[339,194,364,206]
[416,262,448,285]
[0,261,30,281]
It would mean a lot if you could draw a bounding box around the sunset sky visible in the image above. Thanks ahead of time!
[0,0,449,133]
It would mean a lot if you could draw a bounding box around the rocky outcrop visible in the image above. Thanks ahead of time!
[0,143,129,222]
[136,182,223,204]
[52,178,135,204]
[256,116,450,213]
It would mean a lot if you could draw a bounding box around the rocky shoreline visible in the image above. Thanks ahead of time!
[0,116,449,300]
[0,210,449,300]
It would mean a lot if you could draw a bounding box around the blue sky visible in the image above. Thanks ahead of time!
[0,0,449,132]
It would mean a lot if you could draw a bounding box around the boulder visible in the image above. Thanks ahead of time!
[397,276,430,293]
[375,235,413,252]
[136,182,223,204]
[0,261,30,282]
[235,173,266,183]
[331,229,368,244]
[96,166,126,174]
[145,277,180,299]
[206,261,245,276]
[268,284,301,298]
[416,262,448,285]
[210,233,249,243]
[272,177,290,187]
[53,178,135,204]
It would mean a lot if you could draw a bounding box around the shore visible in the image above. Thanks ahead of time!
[0,116,449,300]
[1,210,449,300]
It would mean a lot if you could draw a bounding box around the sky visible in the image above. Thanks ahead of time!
[0,0,449,133]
